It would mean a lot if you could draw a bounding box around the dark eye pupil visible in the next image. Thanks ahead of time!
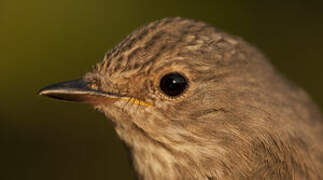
[160,73,187,97]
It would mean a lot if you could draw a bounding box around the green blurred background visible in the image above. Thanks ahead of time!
[1,0,323,179]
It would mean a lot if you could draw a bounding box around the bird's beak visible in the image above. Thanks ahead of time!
[38,79,122,104]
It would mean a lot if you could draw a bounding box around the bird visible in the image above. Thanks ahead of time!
[39,17,323,180]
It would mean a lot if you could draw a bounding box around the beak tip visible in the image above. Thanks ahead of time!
[38,79,121,103]
[38,79,84,97]
[38,79,101,102]
[37,88,58,100]
[38,82,71,99]
[38,88,45,95]
[38,86,54,96]
[38,89,47,96]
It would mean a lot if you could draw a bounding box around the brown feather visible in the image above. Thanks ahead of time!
[81,17,323,180]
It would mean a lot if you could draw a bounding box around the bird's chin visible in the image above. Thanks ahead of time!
[93,102,127,122]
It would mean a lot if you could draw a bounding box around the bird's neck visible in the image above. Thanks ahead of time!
[115,122,260,180]
[103,105,322,180]
[115,123,185,179]
[115,123,321,180]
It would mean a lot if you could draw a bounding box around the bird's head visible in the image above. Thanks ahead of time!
[39,16,274,155]
[40,17,315,178]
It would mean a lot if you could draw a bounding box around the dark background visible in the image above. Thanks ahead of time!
[1,0,323,179]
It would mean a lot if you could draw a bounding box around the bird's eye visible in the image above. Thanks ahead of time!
[159,73,188,97]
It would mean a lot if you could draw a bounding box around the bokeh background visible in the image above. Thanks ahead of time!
[1,0,323,179]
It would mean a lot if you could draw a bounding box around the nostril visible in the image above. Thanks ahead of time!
[89,81,99,90]
[84,75,101,91]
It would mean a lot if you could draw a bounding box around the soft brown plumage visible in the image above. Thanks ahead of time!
[40,17,323,180]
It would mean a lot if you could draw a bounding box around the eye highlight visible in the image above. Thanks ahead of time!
[159,73,188,97]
